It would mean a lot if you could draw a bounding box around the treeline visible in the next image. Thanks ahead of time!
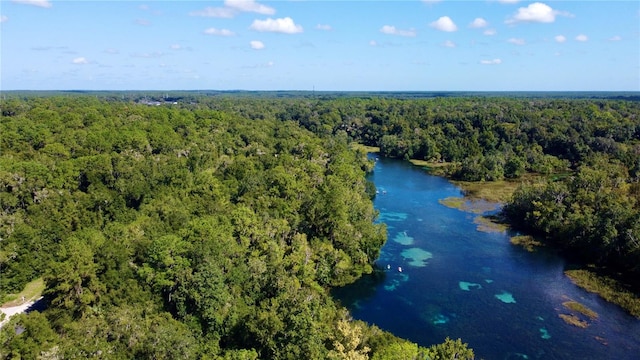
[0,96,473,359]
[194,96,640,283]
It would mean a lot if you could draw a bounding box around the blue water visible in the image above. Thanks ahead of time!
[333,158,640,360]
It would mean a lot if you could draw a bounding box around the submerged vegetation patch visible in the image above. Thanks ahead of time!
[495,291,516,304]
[459,281,482,291]
[392,231,414,246]
[564,269,640,318]
[400,248,433,267]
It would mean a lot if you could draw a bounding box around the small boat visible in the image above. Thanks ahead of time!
[386,264,391,270]
[398,267,403,272]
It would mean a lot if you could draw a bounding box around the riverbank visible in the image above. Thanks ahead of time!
[408,159,640,319]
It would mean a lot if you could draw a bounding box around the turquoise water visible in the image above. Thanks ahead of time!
[333,158,640,359]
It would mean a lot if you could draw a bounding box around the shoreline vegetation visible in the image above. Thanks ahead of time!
[408,160,640,319]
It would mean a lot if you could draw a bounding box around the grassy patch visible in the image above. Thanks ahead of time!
[438,197,500,214]
[408,160,451,176]
[564,269,640,318]
[350,143,380,154]
[473,216,508,233]
[510,235,543,252]
[1,277,45,307]
[562,301,598,320]
[452,180,520,203]
[558,314,589,328]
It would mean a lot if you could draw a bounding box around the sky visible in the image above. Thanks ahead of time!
[1,0,639,91]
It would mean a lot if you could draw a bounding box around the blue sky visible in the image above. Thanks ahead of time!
[1,0,639,91]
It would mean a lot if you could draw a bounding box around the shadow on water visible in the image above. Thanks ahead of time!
[331,267,387,309]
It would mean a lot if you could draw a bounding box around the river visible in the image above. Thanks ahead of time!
[332,157,640,360]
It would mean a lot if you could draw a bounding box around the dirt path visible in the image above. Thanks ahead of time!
[0,297,44,329]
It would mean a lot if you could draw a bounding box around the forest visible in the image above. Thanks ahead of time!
[0,95,477,359]
[1,93,639,359]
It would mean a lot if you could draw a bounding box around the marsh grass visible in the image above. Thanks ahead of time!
[558,314,589,328]
[473,216,509,233]
[565,269,640,318]
[562,301,598,320]
[351,144,380,154]
[510,235,543,252]
[438,197,500,214]
[408,160,451,176]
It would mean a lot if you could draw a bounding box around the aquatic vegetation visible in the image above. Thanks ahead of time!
[431,313,450,325]
[510,235,543,252]
[400,248,433,267]
[539,328,551,339]
[378,211,409,222]
[393,231,414,246]
[565,269,640,318]
[438,197,499,214]
[383,273,409,291]
[458,281,482,291]
[558,314,589,328]
[473,215,508,233]
[562,301,598,320]
[495,291,516,303]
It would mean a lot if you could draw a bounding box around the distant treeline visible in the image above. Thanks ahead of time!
[197,95,640,283]
[0,96,474,359]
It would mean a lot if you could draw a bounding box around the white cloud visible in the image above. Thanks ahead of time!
[430,16,457,32]
[11,0,52,8]
[575,34,588,42]
[380,25,416,37]
[422,0,442,3]
[250,40,265,50]
[498,0,520,3]
[369,40,378,47]
[608,35,622,41]
[250,17,303,34]
[72,57,89,65]
[136,19,150,26]
[554,35,566,43]
[0,15,8,23]
[316,24,332,31]
[506,2,570,24]
[224,0,275,15]
[483,28,497,36]
[189,7,235,18]
[105,48,119,54]
[469,18,488,28]
[443,40,456,48]
[204,28,235,36]
[480,58,502,65]
[507,38,526,45]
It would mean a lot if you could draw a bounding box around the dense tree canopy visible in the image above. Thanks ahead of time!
[0,95,477,359]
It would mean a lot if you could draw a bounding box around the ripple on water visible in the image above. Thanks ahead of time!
[393,231,414,245]
[401,248,433,267]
